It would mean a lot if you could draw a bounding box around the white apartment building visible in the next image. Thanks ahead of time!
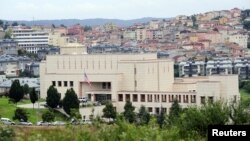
[229,33,249,48]
[12,27,49,53]
[40,53,240,116]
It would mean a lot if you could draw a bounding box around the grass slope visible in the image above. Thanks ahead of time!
[0,97,66,124]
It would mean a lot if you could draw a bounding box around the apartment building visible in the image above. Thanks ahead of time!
[11,27,49,53]
[40,53,240,116]
[0,39,18,55]
[229,33,249,48]
[179,61,205,77]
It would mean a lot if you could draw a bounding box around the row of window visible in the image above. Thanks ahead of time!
[52,81,74,87]
[118,94,197,103]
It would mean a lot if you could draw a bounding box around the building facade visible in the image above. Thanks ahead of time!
[0,39,18,55]
[12,27,49,53]
[40,53,240,117]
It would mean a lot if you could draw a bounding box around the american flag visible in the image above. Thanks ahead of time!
[84,71,91,87]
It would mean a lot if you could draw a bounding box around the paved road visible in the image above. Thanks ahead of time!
[17,102,46,109]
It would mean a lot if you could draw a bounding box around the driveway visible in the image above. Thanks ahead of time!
[18,102,46,109]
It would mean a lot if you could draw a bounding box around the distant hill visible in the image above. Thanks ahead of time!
[9,17,169,27]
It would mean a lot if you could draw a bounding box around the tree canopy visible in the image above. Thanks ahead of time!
[9,80,24,104]
[29,88,38,109]
[103,102,117,121]
[137,105,150,125]
[46,85,61,108]
[62,88,79,115]
[123,101,135,123]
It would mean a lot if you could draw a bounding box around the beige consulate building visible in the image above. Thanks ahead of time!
[40,53,240,115]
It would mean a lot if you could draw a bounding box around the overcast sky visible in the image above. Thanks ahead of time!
[0,0,249,20]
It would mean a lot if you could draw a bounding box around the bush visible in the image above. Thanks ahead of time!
[42,111,55,122]
[0,126,15,141]
[13,108,28,122]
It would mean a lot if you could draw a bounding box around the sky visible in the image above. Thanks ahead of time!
[0,0,249,20]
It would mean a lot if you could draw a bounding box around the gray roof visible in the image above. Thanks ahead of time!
[0,78,39,88]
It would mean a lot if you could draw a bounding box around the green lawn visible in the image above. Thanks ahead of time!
[18,98,46,105]
[0,97,67,124]
[240,89,250,101]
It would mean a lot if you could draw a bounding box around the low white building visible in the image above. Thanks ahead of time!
[40,53,240,118]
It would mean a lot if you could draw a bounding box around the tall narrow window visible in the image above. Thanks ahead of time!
[70,81,74,87]
[58,81,62,87]
[64,81,68,87]
[52,81,56,86]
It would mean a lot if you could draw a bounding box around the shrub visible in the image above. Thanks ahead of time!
[0,126,15,141]
[13,108,28,122]
[42,111,55,122]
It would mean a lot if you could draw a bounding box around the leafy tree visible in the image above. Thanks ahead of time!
[243,81,250,93]
[23,84,30,95]
[157,108,165,129]
[46,85,61,108]
[4,31,11,39]
[137,105,150,125]
[168,99,182,124]
[243,21,250,30]
[84,26,92,32]
[103,102,116,122]
[123,101,135,123]
[70,108,81,119]
[13,108,28,122]
[177,101,229,136]
[230,103,250,125]
[42,110,55,122]
[29,88,38,109]
[11,22,18,26]
[62,88,79,115]
[0,20,3,27]
[51,24,56,28]
[9,80,24,105]
[60,24,66,28]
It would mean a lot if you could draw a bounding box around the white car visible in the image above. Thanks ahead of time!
[52,121,66,126]
[79,97,88,103]
[0,118,15,125]
[19,121,33,126]
[36,121,51,126]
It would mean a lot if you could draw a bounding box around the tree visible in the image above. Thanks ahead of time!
[11,22,18,26]
[4,31,11,39]
[191,15,197,28]
[46,85,61,108]
[62,88,79,115]
[51,24,56,28]
[42,111,55,122]
[70,108,81,119]
[29,88,38,109]
[103,102,116,122]
[137,105,150,125]
[13,108,28,122]
[168,99,182,124]
[23,84,30,95]
[84,26,92,32]
[123,101,135,123]
[9,80,24,105]
[0,20,3,27]
[243,81,250,93]
[157,108,165,129]
[229,103,250,125]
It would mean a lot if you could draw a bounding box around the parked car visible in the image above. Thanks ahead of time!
[19,121,33,126]
[82,119,92,125]
[36,121,51,126]
[79,97,88,103]
[41,103,48,108]
[52,121,66,126]
[0,118,15,125]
